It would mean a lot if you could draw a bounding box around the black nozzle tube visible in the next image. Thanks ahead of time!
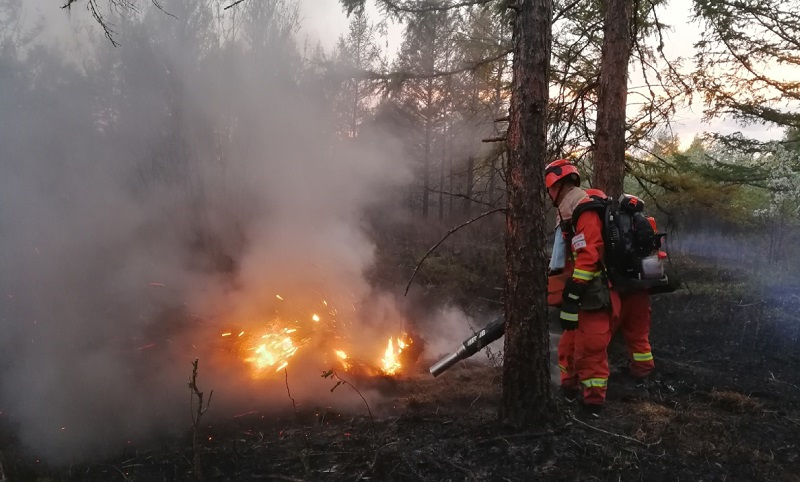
[428,318,505,377]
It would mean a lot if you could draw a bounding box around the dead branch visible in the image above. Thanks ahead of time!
[353,48,512,84]
[570,415,659,447]
[482,136,507,143]
[427,188,497,208]
[284,368,300,421]
[494,116,510,122]
[379,0,494,15]
[322,370,375,433]
[189,359,214,481]
[404,207,505,296]
[223,0,246,9]
[151,0,177,18]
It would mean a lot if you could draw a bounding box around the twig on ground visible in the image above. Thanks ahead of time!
[476,430,553,445]
[570,415,659,447]
[428,455,477,482]
[262,475,305,482]
[404,207,505,295]
[356,441,399,482]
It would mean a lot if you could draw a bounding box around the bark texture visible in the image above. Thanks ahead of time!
[592,0,633,199]
[502,0,554,426]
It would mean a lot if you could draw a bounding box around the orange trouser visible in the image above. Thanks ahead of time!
[557,308,612,405]
[613,290,654,378]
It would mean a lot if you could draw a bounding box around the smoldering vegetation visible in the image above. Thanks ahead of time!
[0,0,481,464]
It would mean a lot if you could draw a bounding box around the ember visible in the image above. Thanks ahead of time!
[220,296,420,379]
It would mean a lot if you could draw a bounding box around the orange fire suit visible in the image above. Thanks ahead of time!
[613,289,654,378]
[556,198,613,406]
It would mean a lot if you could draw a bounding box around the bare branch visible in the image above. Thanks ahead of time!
[151,0,177,19]
[223,0,246,10]
[379,0,495,15]
[353,48,512,84]
[404,207,505,295]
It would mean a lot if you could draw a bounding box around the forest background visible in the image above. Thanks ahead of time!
[1,0,799,470]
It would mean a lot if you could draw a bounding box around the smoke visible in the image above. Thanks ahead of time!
[0,0,412,464]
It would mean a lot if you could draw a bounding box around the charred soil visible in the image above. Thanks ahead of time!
[2,258,800,481]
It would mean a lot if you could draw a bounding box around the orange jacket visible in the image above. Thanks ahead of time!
[547,190,607,304]
[569,194,606,285]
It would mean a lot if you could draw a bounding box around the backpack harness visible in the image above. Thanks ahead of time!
[564,194,670,293]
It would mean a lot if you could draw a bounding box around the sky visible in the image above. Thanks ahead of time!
[2,0,790,464]
[19,0,787,146]
[300,0,786,147]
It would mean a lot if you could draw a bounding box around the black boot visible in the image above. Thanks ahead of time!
[579,402,603,419]
[559,385,580,403]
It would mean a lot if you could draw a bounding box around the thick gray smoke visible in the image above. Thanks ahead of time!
[0,0,411,463]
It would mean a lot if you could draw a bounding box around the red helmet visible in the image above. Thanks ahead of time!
[545,159,580,188]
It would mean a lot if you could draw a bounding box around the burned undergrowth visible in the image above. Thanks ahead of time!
[1,257,799,481]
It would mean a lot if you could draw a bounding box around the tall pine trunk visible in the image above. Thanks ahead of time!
[593,0,632,199]
[502,0,554,425]
[422,78,433,218]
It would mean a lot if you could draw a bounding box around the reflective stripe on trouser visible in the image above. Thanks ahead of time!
[557,329,579,391]
[616,289,654,378]
[575,308,612,406]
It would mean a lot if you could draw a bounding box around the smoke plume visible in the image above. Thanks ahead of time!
[0,0,411,463]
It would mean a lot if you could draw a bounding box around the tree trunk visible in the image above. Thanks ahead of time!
[422,78,433,218]
[440,116,448,222]
[592,0,633,199]
[464,155,474,218]
[502,0,554,426]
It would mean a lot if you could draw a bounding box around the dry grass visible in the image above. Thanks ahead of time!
[710,389,764,413]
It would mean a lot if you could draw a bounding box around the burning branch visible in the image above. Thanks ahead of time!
[188,359,213,481]
[322,370,375,433]
[404,207,506,295]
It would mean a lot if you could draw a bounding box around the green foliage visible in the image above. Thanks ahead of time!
[691,0,800,141]
[629,131,800,228]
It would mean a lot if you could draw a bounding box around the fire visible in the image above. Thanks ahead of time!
[244,328,299,374]
[381,334,412,376]
[219,294,418,379]
[335,349,351,370]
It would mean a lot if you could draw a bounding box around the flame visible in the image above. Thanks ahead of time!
[220,296,415,379]
[381,334,412,375]
[244,328,299,374]
[335,349,351,370]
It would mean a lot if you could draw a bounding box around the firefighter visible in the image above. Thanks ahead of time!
[613,202,656,387]
[546,159,614,416]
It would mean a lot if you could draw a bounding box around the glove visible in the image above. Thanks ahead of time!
[560,278,587,331]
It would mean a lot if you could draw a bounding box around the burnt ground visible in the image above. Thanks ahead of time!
[2,258,800,481]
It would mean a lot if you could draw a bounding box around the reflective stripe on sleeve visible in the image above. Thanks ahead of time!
[633,352,654,362]
[560,311,578,322]
[558,364,569,374]
[572,269,595,281]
